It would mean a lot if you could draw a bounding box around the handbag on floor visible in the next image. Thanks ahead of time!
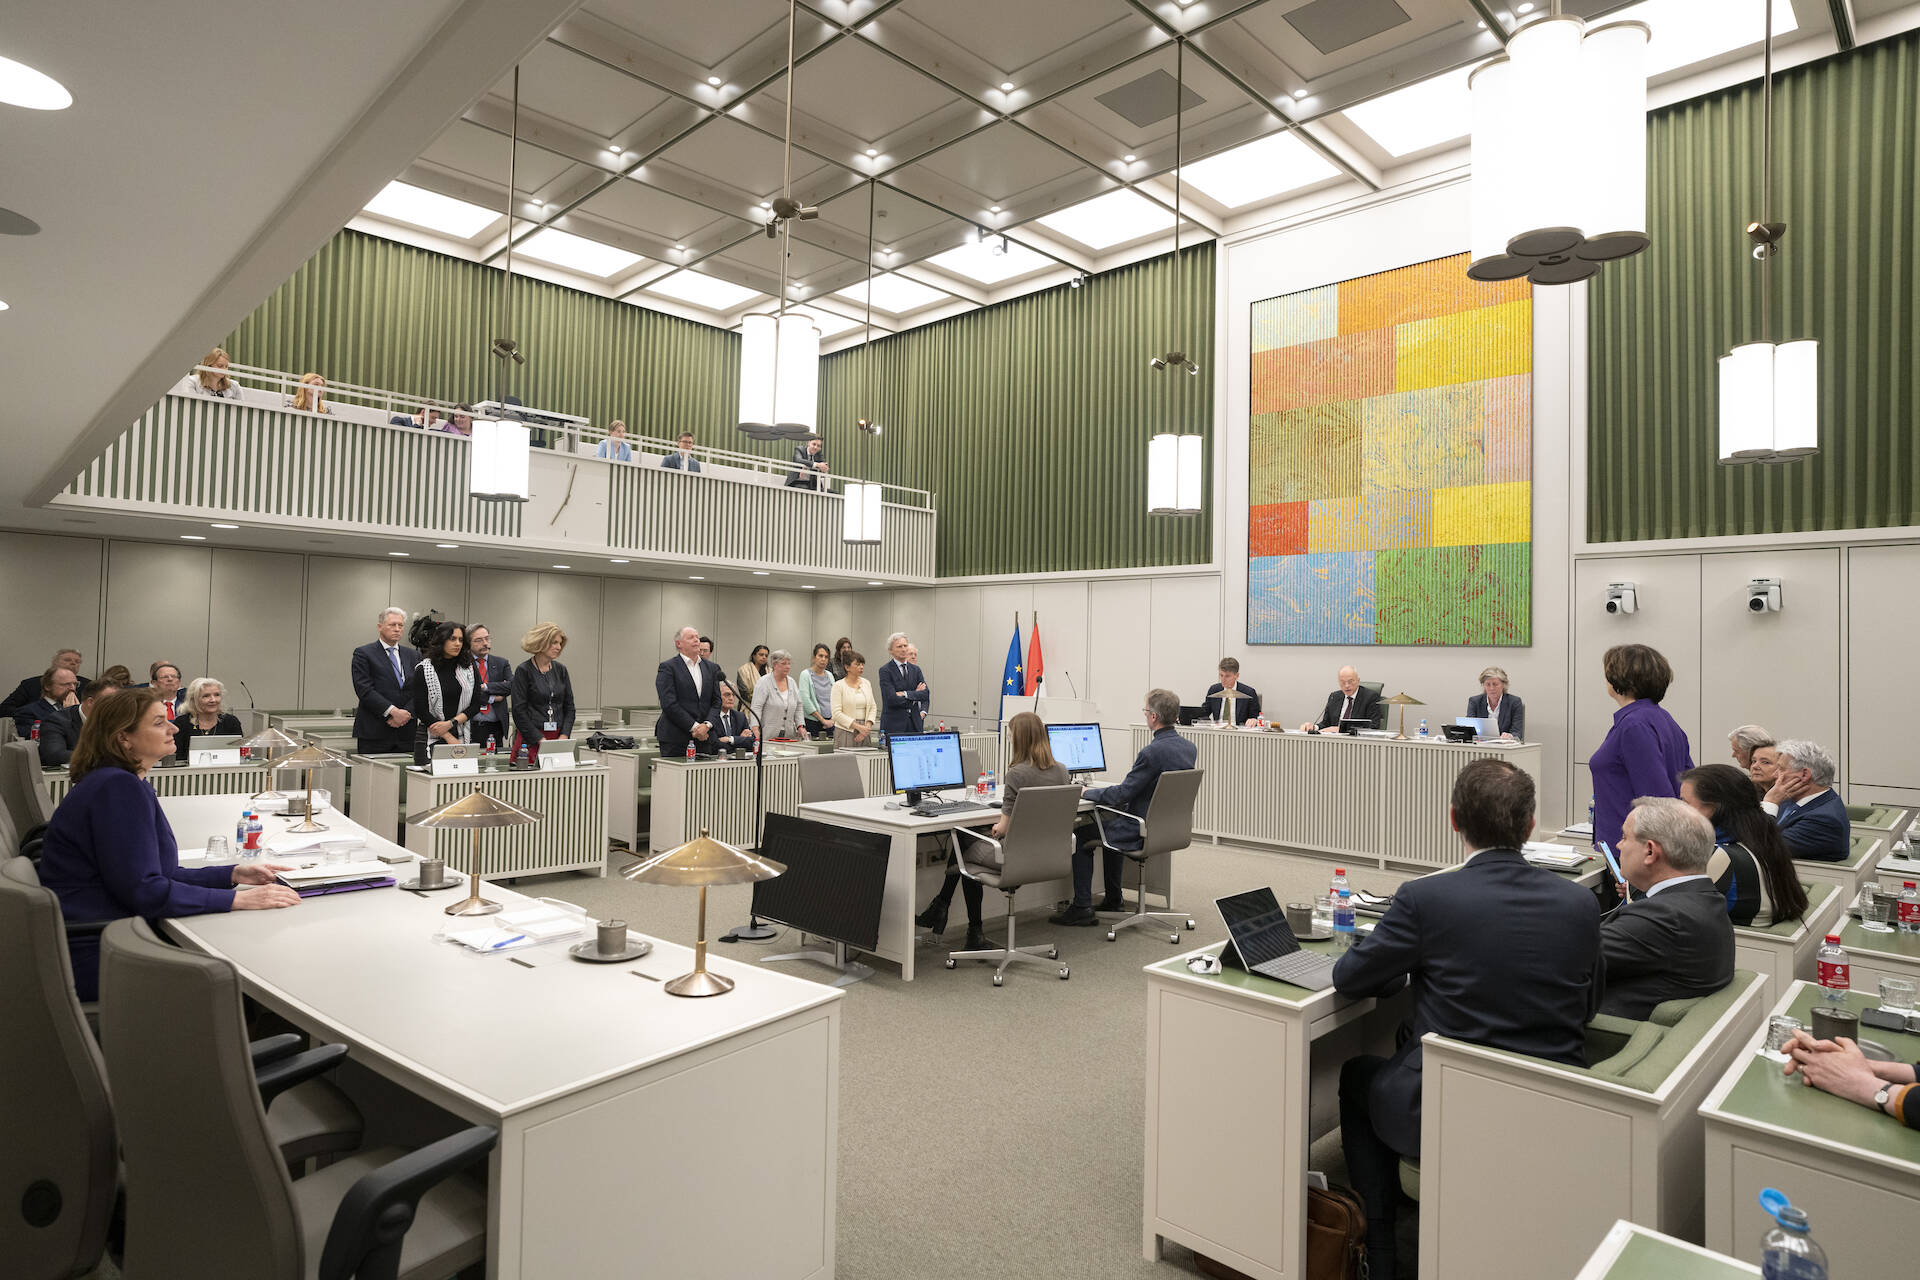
[1193,1183,1368,1280]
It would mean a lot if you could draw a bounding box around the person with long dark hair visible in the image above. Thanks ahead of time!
[404,620,485,765]
[1679,763,1810,927]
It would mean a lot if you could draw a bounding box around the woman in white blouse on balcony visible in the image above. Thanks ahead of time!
[182,346,242,399]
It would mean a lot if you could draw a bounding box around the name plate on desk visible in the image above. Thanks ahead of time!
[538,752,578,771]
[430,744,479,777]
[189,748,242,767]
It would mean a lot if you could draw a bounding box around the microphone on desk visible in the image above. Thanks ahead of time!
[238,679,256,709]
[1063,671,1078,698]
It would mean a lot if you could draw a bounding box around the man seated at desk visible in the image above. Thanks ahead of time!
[1049,688,1195,927]
[14,664,80,740]
[1333,759,1602,1280]
[1300,665,1383,732]
[1200,657,1260,725]
[40,677,119,767]
[1761,738,1851,862]
[1599,796,1734,1019]
[703,682,757,757]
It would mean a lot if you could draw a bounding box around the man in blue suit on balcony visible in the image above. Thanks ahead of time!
[659,432,702,472]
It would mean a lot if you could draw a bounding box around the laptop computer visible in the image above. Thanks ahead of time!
[1214,887,1340,990]
[1455,716,1497,740]
[1177,705,1211,727]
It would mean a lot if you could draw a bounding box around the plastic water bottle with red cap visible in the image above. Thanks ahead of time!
[1815,934,1849,1003]
[1329,866,1351,915]
[1900,881,1920,936]
[30,720,40,742]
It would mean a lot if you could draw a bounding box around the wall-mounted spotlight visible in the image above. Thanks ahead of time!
[857,417,884,436]
[490,336,526,366]
[1150,348,1201,376]
[764,194,819,239]
[1747,578,1783,612]
[1605,582,1637,615]
[1746,220,1787,261]
[1068,273,1089,289]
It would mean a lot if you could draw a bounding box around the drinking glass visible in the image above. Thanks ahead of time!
[1862,891,1896,933]
[204,835,232,865]
[1879,977,1917,1015]
[1764,1014,1803,1054]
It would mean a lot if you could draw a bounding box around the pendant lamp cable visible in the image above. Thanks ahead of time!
[1173,37,1184,357]
[776,0,797,321]
[495,64,520,405]
[1760,0,1774,347]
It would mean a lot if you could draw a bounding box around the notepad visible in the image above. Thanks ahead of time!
[278,859,394,884]
[1523,846,1591,870]
[444,926,537,953]
[497,902,588,942]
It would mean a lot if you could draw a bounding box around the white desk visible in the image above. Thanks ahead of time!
[398,758,609,878]
[157,794,841,1280]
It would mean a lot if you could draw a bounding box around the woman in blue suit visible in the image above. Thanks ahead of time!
[1466,666,1525,740]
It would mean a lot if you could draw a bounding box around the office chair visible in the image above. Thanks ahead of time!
[2,739,53,844]
[798,752,863,804]
[101,918,495,1280]
[1093,769,1204,944]
[945,784,1081,985]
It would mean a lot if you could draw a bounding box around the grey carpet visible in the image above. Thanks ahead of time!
[518,840,1422,1280]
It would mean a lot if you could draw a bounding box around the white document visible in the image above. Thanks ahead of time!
[278,859,392,884]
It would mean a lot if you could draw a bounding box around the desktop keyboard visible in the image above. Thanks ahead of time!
[1250,950,1338,990]
[910,799,996,817]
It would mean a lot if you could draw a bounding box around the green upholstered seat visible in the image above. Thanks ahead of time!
[1399,1157,1420,1201]
[1587,1020,1666,1079]
[1733,882,1831,938]
[1847,803,1874,821]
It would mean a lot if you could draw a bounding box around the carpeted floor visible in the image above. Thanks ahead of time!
[519,838,1423,1280]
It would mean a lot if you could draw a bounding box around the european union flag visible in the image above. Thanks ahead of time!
[998,617,1023,725]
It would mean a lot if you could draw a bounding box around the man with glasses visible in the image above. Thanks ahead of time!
[1049,688,1195,927]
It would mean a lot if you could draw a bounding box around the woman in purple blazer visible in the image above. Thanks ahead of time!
[37,688,299,1000]
[1588,644,1694,854]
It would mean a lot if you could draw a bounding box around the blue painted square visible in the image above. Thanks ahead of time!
[1248,552,1376,645]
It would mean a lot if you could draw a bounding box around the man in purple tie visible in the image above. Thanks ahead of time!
[351,606,421,756]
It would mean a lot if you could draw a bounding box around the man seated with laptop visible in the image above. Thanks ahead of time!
[1331,758,1604,1280]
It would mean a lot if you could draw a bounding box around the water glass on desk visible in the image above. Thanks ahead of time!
[204,835,233,865]
[1862,890,1897,933]
[1880,977,1917,1016]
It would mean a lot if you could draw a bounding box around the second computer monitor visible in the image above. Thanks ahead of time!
[1046,722,1106,774]
[887,731,966,795]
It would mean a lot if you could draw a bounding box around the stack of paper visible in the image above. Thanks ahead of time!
[497,901,588,942]
[1522,842,1590,870]
[279,859,395,885]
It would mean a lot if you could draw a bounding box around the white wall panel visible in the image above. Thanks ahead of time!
[601,579,663,705]
[714,587,768,671]
[765,591,816,666]
[1149,576,1223,698]
[1030,580,1089,701]
[208,549,304,709]
[657,583,715,658]
[0,533,103,677]
[889,589,938,674]
[1849,544,1920,789]
[391,562,468,626]
[1699,549,1841,765]
[303,557,395,709]
[1088,580,1152,729]
[467,570,540,664]
[537,573,604,707]
[931,587,983,723]
[810,593,856,663]
[105,542,211,690]
[1571,556,1703,793]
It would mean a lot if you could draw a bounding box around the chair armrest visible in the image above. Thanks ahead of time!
[948,826,1000,882]
[1090,804,1142,851]
[62,917,117,938]
[317,1125,499,1280]
[254,1043,348,1109]
[249,1033,304,1069]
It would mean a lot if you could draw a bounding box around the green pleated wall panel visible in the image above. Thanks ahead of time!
[1587,32,1920,542]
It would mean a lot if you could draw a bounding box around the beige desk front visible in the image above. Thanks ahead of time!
[156,794,842,1280]
[399,757,609,878]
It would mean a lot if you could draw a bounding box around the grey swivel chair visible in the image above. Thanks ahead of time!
[1093,768,1203,943]
[100,918,494,1280]
[2,738,53,840]
[798,751,863,804]
[945,784,1081,985]
[960,747,981,784]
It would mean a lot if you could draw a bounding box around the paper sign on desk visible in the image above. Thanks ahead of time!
[190,748,242,767]
[537,752,577,771]
[430,752,479,777]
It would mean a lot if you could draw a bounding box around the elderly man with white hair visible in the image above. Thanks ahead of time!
[1302,664,1383,733]
[1599,796,1735,1019]
[1763,738,1851,862]
[878,631,928,736]
[1726,723,1774,770]
[351,606,420,755]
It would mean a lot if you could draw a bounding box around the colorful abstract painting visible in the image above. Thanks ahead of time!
[1248,255,1532,646]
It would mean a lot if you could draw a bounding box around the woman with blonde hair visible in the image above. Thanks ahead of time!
[173,676,243,760]
[914,711,1071,948]
[185,346,242,399]
[509,622,575,766]
[287,371,329,414]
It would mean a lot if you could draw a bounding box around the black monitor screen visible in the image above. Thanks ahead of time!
[887,731,965,793]
[1215,887,1301,966]
[1046,723,1106,773]
[750,814,890,953]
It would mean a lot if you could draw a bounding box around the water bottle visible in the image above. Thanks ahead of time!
[1588,800,1598,850]
[1417,718,1429,739]
[937,720,946,732]
[1758,1189,1828,1280]
[1815,934,1850,1003]
[685,742,696,761]
[1900,881,1920,936]
[1332,889,1356,952]
[485,732,497,755]
[976,771,988,798]
[30,721,40,741]
[1329,866,1351,920]
[245,811,264,852]
[986,770,997,801]
[236,808,252,847]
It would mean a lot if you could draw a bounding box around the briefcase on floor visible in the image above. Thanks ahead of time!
[1193,1184,1367,1280]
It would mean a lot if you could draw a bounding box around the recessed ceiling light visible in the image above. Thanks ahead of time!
[1036,188,1177,251]
[1123,153,1137,163]
[526,202,543,215]
[674,243,686,251]
[760,200,772,210]
[752,570,771,575]
[608,143,623,154]
[989,205,1002,213]
[0,300,10,312]
[707,75,723,86]
[1341,67,1474,158]
[689,575,705,580]
[645,269,764,310]
[1181,132,1342,209]
[1000,81,1015,92]
[363,181,499,239]
[865,147,878,157]
[389,551,410,557]
[867,581,885,586]
[1517,2,1535,11]
[1477,19,1488,28]
[610,558,630,564]
[210,523,239,530]
[553,564,570,569]
[517,227,643,278]
[926,238,1052,285]
[1293,88,1309,100]
[435,542,460,548]
[833,273,951,314]
[180,535,206,541]
[800,584,817,590]
[0,55,73,110]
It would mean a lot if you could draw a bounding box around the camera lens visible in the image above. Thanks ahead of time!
[1749,595,1766,612]
[1606,599,1619,613]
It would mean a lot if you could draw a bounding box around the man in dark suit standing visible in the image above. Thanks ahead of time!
[877,632,928,737]
[1333,758,1603,1280]
[1601,796,1735,1018]
[1,647,85,721]
[350,607,420,756]
[659,432,703,472]
[1763,739,1852,862]
[467,623,510,751]
[1302,665,1384,731]
[39,678,120,767]
[655,625,723,758]
[1051,688,1197,926]
[12,665,81,740]
[1201,657,1261,725]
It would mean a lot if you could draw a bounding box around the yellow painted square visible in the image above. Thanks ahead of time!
[1394,299,1532,391]
[1430,482,1531,547]
[1308,497,1365,553]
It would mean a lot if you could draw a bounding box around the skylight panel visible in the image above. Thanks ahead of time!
[515,228,642,278]
[924,238,1055,285]
[362,181,499,239]
[832,273,951,315]
[643,270,764,310]
[1340,66,1474,158]
[1180,132,1342,209]
[1035,189,1177,251]
[1611,0,1799,76]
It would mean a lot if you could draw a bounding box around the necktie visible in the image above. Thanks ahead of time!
[1342,695,1352,722]
[388,647,403,683]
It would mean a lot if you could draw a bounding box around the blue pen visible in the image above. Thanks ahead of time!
[489,934,526,950]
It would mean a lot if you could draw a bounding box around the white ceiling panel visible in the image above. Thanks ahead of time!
[581,0,790,69]
[419,121,576,194]
[892,0,1143,79]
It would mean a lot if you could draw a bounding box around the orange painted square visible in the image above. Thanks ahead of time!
[1337,253,1531,334]
[1251,329,1396,414]
[1250,502,1309,557]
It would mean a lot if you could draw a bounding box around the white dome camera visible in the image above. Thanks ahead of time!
[1605,582,1637,615]
[1747,578,1783,613]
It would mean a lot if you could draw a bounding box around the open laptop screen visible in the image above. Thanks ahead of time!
[1214,887,1303,967]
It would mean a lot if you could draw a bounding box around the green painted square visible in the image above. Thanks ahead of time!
[1250,401,1363,504]
[1375,544,1531,646]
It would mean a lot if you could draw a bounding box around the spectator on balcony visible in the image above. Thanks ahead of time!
[389,405,442,429]
[286,372,329,415]
[433,405,474,437]
[596,420,633,462]
[180,346,242,400]
[786,437,828,490]
[660,432,702,472]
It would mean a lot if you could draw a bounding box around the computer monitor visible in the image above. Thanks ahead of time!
[751,814,890,955]
[1046,723,1106,775]
[1177,705,1210,726]
[886,730,965,798]
[1455,716,1497,740]
[1338,717,1371,735]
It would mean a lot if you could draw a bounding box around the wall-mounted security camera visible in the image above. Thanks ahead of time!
[1747,578,1783,613]
[1605,582,1637,615]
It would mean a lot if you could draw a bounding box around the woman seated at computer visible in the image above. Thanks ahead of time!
[404,621,486,766]
[38,688,300,1000]
[752,649,805,741]
[173,677,243,761]
[830,651,875,748]
[1679,763,1810,927]
[915,712,1072,949]
[1466,666,1524,740]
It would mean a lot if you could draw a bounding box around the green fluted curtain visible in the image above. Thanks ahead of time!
[1588,32,1920,542]
[222,230,741,441]
[819,244,1214,577]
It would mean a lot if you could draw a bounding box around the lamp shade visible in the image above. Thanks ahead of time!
[842,480,884,543]
[1468,16,1649,284]
[469,418,531,500]
[622,829,784,886]
[1719,339,1819,463]
[738,312,820,440]
[1147,433,1203,515]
